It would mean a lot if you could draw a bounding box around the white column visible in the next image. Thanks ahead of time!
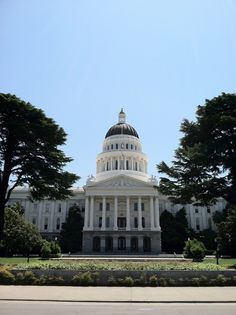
[124,158,127,170]
[114,196,118,230]
[110,157,113,170]
[101,196,106,230]
[131,157,134,170]
[126,196,130,230]
[155,197,161,230]
[150,196,155,230]
[138,196,142,230]
[89,196,94,230]
[84,197,89,229]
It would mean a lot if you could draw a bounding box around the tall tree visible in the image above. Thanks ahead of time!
[157,93,236,255]
[158,93,236,206]
[0,93,79,239]
[60,204,84,253]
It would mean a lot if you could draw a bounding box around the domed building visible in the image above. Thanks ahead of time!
[7,109,224,254]
[82,109,161,253]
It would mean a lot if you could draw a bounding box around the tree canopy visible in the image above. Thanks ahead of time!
[0,206,42,256]
[157,93,236,206]
[0,93,79,239]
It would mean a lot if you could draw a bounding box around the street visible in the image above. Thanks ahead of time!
[1,301,236,315]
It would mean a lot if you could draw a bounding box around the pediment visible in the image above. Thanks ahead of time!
[86,175,152,189]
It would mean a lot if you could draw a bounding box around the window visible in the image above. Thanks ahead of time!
[143,237,151,252]
[134,203,138,211]
[142,217,145,228]
[118,237,126,250]
[58,204,62,213]
[135,162,138,171]
[141,202,145,211]
[207,208,211,214]
[121,143,124,149]
[195,208,199,214]
[126,143,129,149]
[106,202,110,211]
[134,217,138,228]
[32,217,36,225]
[93,237,101,252]
[56,218,60,230]
[107,145,109,150]
[99,202,102,211]
[126,160,129,170]
[82,207,85,212]
[111,144,113,149]
[107,162,109,170]
[131,144,133,150]
[196,218,200,231]
[105,237,113,252]
[115,160,118,170]
[117,217,126,228]
[116,144,118,149]
[131,237,138,252]
[106,217,110,228]
[99,217,102,228]
[44,218,48,230]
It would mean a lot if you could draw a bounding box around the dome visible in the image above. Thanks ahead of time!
[105,109,139,139]
[105,122,139,139]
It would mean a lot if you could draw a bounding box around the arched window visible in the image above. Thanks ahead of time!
[126,160,129,170]
[115,160,118,170]
[107,161,109,171]
[131,237,138,252]
[105,237,113,252]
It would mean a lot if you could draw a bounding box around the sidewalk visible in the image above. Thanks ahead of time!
[0,286,236,303]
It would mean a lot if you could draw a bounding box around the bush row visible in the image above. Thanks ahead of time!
[1,267,236,286]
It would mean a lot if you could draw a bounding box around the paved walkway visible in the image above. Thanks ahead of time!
[0,286,236,303]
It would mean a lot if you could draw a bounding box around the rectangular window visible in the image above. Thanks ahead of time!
[58,203,62,213]
[134,203,138,211]
[196,218,200,231]
[116,144,118,149]
[111,144,113,149]
[142,217,145,228]
[117,217,126,228]
[134,217,138,228]
[32,217,36,225]
[126,143,129,149]
[56,218,60,230]
[106,217,110,228]
[44,218,48,230]
[106,202,110,211]
[99,217,102,228]
[141,202,145,211]
[131,144,133,149]
[207,208,211,214]
[195,208,199,214]
[99,202,102,211]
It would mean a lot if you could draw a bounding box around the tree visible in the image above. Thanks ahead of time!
[157,93,236,255]
[160,208,189,253]
[183,239,206,262]
[157,93,236,206]
[60,204,84,253]
[0,93,79,240]
[1,206,42,256]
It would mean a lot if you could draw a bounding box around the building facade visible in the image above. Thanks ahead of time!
[8,110,225,254]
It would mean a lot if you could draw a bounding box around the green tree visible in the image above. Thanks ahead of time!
[157,93,236,205]
[60,204,84,253]
[160,208,189,253]
[157,93,236,255]
[1,207,42,256]
[183,238,206,262]
[0,93,79,240]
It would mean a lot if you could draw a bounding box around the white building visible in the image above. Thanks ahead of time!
[8,110,225,253]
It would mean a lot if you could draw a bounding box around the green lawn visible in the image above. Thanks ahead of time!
[0,257,41,264]
[204,258,236,268]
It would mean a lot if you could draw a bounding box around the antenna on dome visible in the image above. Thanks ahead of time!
[119,108,126,123]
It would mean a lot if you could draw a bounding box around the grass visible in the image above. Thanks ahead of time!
[0,257,41,265]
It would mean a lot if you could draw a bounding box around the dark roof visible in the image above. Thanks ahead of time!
[105,122,139,139]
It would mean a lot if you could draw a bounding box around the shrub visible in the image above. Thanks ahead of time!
[184,239,206,262]
[72,272,98,286]
[191,277,201,286]
[45,276,64,286]
[214,274,226,286]
[0,267,15,284]
[41,241,51,260]
[157,277,167,286]
[50,241,61,258]
[149,275,158,286]
[120,276,134,287]
[107,276,117,286]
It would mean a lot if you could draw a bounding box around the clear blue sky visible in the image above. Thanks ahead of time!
[1,0,236,185]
